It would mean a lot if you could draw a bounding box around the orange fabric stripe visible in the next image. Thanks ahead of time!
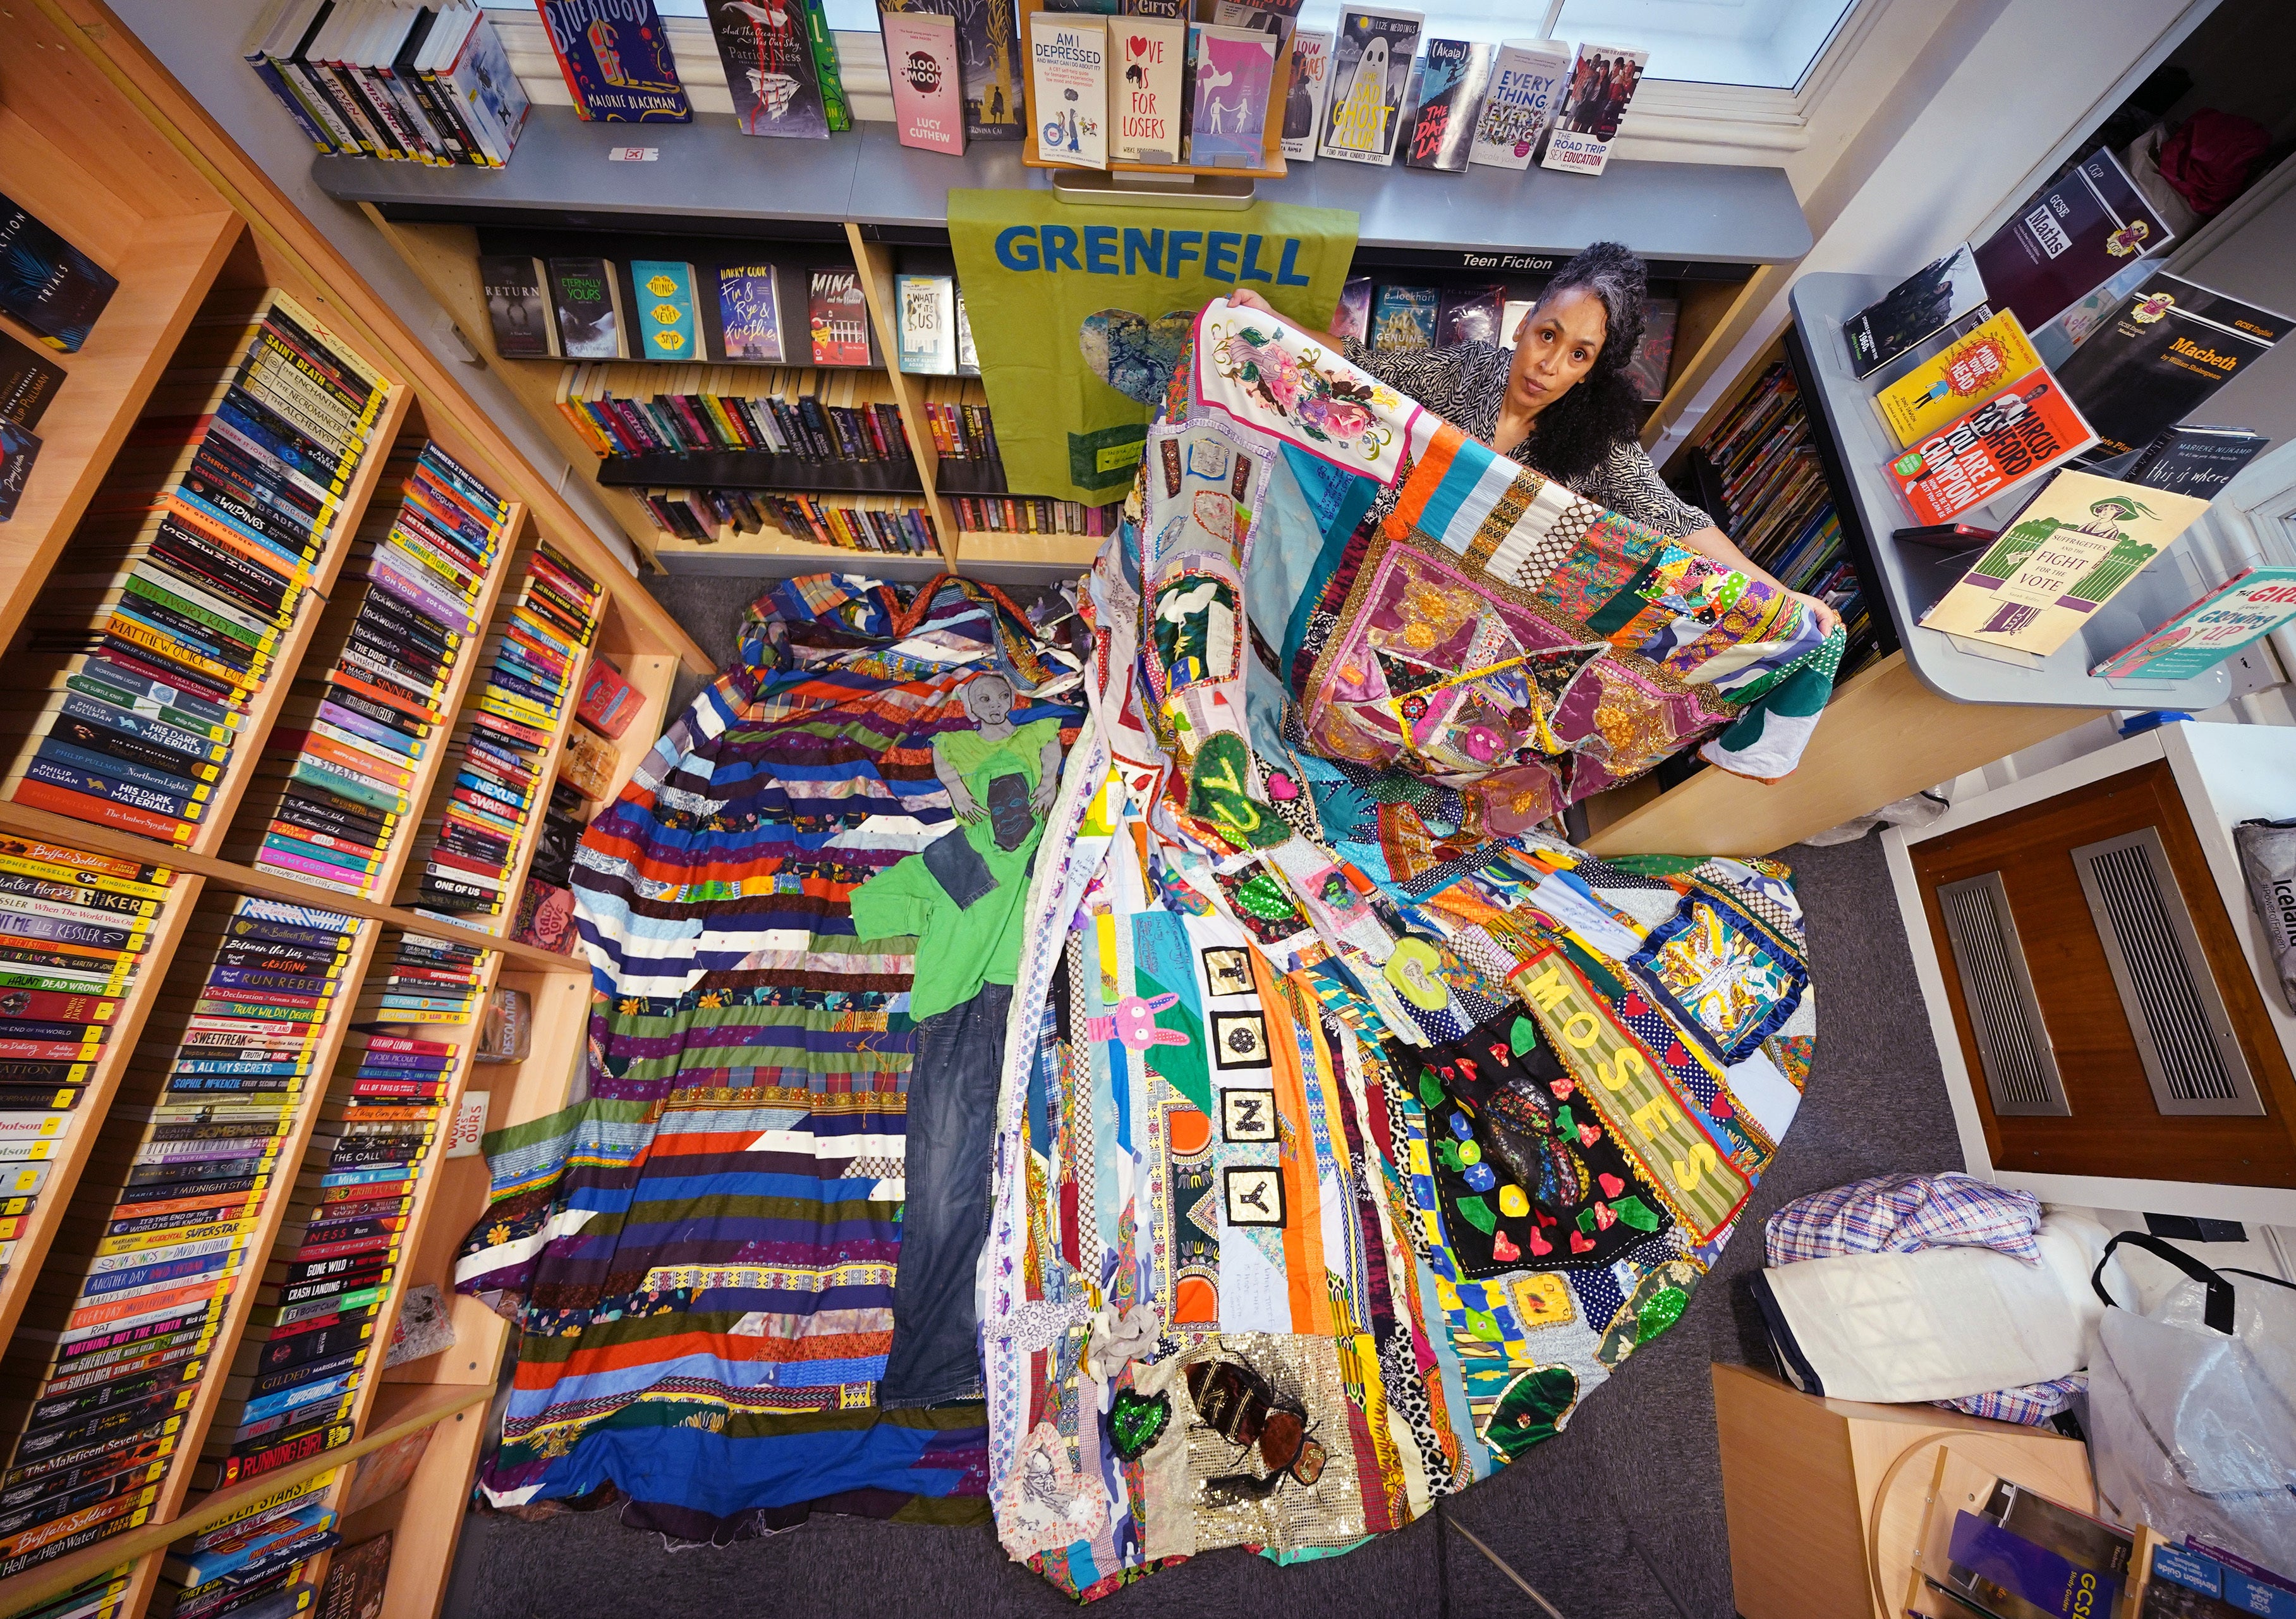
[1385,419,1464,541]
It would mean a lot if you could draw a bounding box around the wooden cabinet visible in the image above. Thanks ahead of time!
[1712,1363,2094,1619]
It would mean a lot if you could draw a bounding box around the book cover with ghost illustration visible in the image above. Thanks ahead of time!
[1320,7,1421,166]
[1187,26,1277,168]
[710,0,830,138]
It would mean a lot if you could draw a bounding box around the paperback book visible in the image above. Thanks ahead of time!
[715,264,786,362]
[1188,25,1278,168]
[1320,8,1420,166]
[1843,244,1991,379]
[881,0,1023,144]
[535,0,693,122]
[884,9,966,154]
[896,275,957,375]
[1370,284,1438,353]
[1279,29,1330,162]
[1113,18,1187,164]
[2115,424,2269,499]
[0,328,66,428]
[1030,15,1108,169]
[0,420,35,524]
[629,260,700,361]
[2093,566,2296,682]
[2054,272,2290,459]
[808,268,872,366]
[1874,309,2043,448]
[1469,39,1569,169]
[1333,276,1372,344]
[1541,42,1644,176]
[0,193,119,355]
[1886,366,2095,524]
[477,255,558,360]
[545,257,627,362]
[1402,39,1493,173]
[710,0,830,138]
[1973,147,2173,334]
[1435,284,1505,347]
[1917,469,2209,657]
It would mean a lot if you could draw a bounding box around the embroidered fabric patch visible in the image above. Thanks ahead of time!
[1627,888,1809,1065]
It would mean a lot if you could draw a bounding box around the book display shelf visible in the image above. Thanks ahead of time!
[320,102,1814,577]
[0,7,708,1619]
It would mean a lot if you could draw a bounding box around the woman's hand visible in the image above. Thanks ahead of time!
[1792,590,1843,637]
[1227,288,1276,316]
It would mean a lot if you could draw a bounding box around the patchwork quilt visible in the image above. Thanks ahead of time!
[975,302,1831,1596]
[454,302,1833,1584]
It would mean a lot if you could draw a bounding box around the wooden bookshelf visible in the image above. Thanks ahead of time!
[0,4,716,1615]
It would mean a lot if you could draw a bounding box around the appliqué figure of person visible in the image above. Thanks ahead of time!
[933,673,1062,824]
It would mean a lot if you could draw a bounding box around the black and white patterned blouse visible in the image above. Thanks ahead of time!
[1340,338,1716,540]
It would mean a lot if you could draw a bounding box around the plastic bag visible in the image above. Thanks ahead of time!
[2085,1231,2296,1567]
[2233,817,2296,1013]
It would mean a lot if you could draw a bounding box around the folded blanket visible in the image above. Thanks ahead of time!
[1753,1212,2122,1404]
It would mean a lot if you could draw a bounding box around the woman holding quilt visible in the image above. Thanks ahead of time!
[1230,241,1844,634]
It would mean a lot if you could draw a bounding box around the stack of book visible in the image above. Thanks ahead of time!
[554,364,913,467]
[1693,360,1873,663]
[4,292,387,846]
[13,1570,138,1619]
[356,929,486,1028]
[397,544,602,928]
[0,896,356,1574]
[0,840,175,1285]
[944,494,1123,541]
[635,488,940,556]
[155,1474,337,1619]
[240,0,530,167]
[212,1025,453,1497]
[232,444,511,900]
[912,377,999,466]
[202,960,461,1491]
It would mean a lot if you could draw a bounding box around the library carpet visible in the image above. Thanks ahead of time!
[443,572,1959,1616]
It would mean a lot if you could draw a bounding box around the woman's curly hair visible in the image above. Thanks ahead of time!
[1519,240,1649,487]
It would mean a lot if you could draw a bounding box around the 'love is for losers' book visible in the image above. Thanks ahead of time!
[1113,18,1186,164]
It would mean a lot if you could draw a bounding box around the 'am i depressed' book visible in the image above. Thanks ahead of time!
[537,0,693,122]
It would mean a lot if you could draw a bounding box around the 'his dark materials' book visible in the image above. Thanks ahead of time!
[478,255,558,360]
[0,418,39,523]
[1973,147,2173,334]
[2054,272,2289,459]
[545,257,627,362]
[0,330,64,429]
[0,193,119,355]
[1843,243,1988,378]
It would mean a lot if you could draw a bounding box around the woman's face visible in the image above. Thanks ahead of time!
[1506,286,1608,418]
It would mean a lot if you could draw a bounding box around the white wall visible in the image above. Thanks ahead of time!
[108,0,644,576]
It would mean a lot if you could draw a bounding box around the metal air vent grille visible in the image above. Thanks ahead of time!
[1936,871,2069,1116]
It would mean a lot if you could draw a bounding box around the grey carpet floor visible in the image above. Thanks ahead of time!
[444,577,1964,1619]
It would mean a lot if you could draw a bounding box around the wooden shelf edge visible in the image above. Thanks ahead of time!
[185,384,415,863]
[32,0,713,680]
[0,873,208,1346]
[0,801,582,975]
[0,1383,490,1619]
[0,207,242,658]
[953,530,1100,569]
